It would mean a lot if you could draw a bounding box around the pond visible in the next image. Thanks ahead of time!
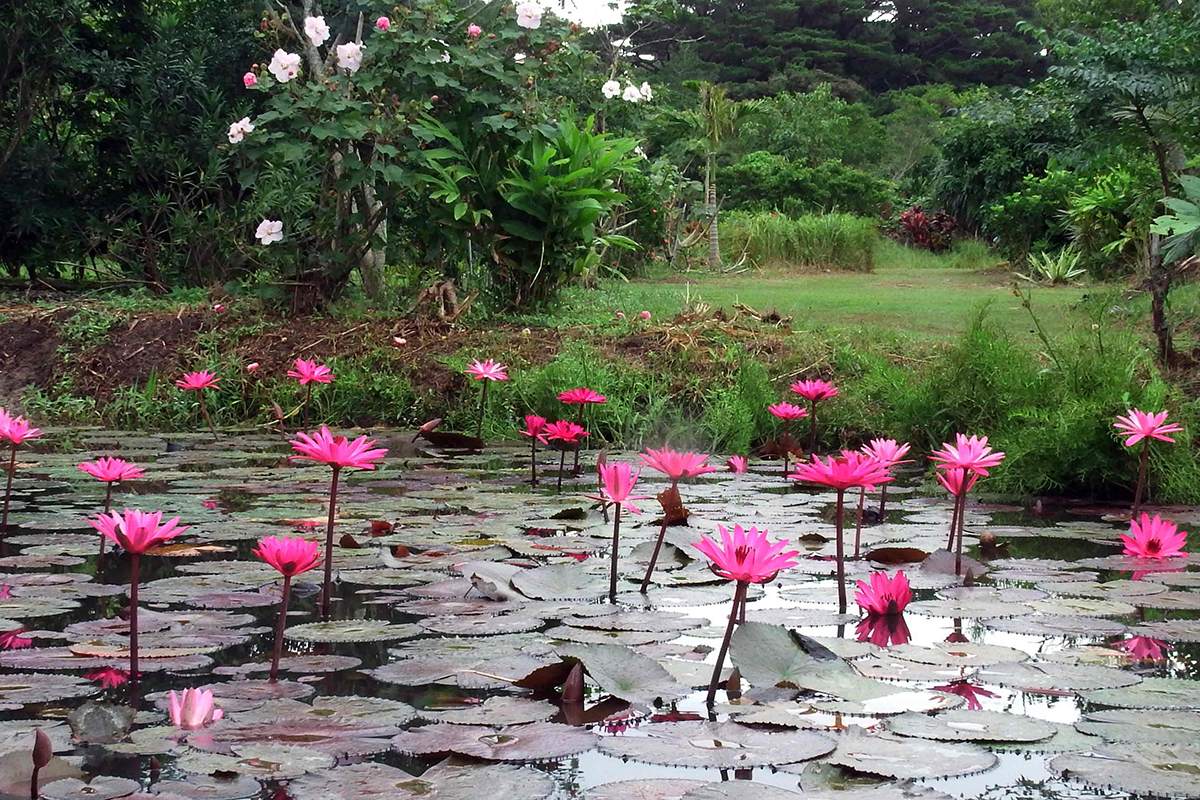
[2,430,1199,800]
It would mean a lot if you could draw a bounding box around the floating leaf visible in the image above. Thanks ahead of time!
[1052,745,1200,798]
[1083,678,1200,709]
[512,564,606,600]
[174,742,335,778]
[420,696,557,726]
[886,642,1029,668]
[681,783,804,799]
[975,661,1140,693]
[824,729,997,779]
[1076,709,1200,744]
[729,623,893,702]
[887,709,1056,742]
[391,721,597,761]
[40,776,141,800]
[284,620,421,643]
[554,643,689,705]
[286,758,555,800]
[597,720,834,768]
[150,775,262,800]
[588,779,710,800]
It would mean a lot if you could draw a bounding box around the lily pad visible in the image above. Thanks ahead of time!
[285,758,555,800]
[1076,709,1200,744]
[729,623,893,702]
[512,564,607,600]
[1083,678,1200,709]
[597,720,835,768]
[588,779,710,800]
[680,784,803,799]
[391,721,597,761]
[148,775,262,800]
[40,776,141,800]
[418,614,545,636]
[554,643,690,705]
[886,641,1028,668]
[420,696,558,726]
[982,614,1127,637]
[822,729,997,779]
[174,742,335,778]
[1025,598,1138,616]
[974,661,1140,693]
[1052,745,1200,798]
[887,709,1056,742]
[284,620,421,643]
[0,673,97,704]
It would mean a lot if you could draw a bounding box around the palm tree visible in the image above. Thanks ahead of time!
[682,83,758,267]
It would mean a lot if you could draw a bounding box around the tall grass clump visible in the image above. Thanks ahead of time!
[721,212,877,271]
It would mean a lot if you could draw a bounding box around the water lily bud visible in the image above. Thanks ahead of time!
[33,728,51,768]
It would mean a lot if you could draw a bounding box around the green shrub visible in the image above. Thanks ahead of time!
[720,212,878,271]
[719,152,895,217]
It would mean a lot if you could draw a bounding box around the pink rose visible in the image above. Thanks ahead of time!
[468,24,482,38]
[243,72,257,88]
[375,16,390,31]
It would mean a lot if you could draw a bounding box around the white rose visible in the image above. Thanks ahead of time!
[622,83,642,102]
[255,219,283,245]
[336,41,364,73]
[602,80,621,99]
[515,1,542,29]
[304,15,330,47]
[268,49,301,83]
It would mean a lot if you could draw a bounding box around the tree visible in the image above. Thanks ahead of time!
[1043,9,1200,361]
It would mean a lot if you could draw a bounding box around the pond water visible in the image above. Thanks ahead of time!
[3,430,1200,800]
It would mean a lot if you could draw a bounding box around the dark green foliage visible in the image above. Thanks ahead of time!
[720,153,894,217]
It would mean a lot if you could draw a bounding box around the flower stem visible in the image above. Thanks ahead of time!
[304,384,312,429]
[530,438,538,487]
[947,489,962,551]
[270,574,292,683]
[572,405,584,476]
[835,489,847,614]
[878,484,889,518]
[808,403,818,454]
[639,481,676,593]
[782,421,790,476]
[1133,440,1149,518]
[608,506,621,604]
[557,449,566,493]
[475,381,489,442]
[954,487,967,576]
[854,487,865,559]
[97,482,114,569]
[129,552,140,707]
[320,466,341,620]
[198,391,217,441]
[705,580,747,707]
[1,444,15,535]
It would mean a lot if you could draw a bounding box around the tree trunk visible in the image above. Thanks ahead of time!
[1138,109,1177,364]
[706,154,720,267]
[359,181,386,303]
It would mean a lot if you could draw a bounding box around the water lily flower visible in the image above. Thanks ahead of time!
[789,379,838,453]
[89,509,188,695]
[254,536,322,681]
[465,359,509,442]
[1114,409,1183,516]
[559,388,606,474]
[304,15,330,46]
[290,427,386,618]
[336,41,364,73]
[639,82,653,100]
[0,406,43,531]
[856,614,911,647]
[791,453,893,612]
[727,455,748,473]
[636,448,719,590]
[696,524,798,705]
[288,359,335,427]
[932,680,997,710]
[519,415,549,486]
[468,23,482,38]
[515,1,543,29]
[768,402,808,475]
[588,462,650,603]
[545,420,588,493]
[1120,513,1188,559]
[226,117,254,144]
[78,458,144,559]
[267,49,301,83]
[1114,635,1170,661]
[375,16,390,31]
[84,667,130,688]
[175,371,221,439]
[243,71,257,88]
[930,433,1005,574]
[168,688,224,730]
[860,438,911,520]
[855,570,912,616]
[255,219,283,245]
[0,627,31,650]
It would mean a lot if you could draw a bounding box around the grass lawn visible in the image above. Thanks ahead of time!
[554,240,1096,342]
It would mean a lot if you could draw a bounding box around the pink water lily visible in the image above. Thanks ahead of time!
[931,434,1005,575]
[254,536,321,681]
[1120,513,1188,559]
[1114,635,1170,661]
[288,358,335,427]
[768,402,808,475]
[175,371,221,439]
[465,359,508,441]
[856,614,911,647]
[290,428,386,618]
[520,415,549,487]
[0,627,31,650]
[168,688,224,729]
[696,525,799,706]
[859,438,912,525]
[790,379,838,453]
[0,407,43,534]
[932,680,998,711]
[791,452,893,612]
[78,458,147,560]
[637,447,719,591]
[855,570,912,616]
[588,462,649,604]
[559,388,606,475]
[1114,409,1184,516]
[545,420,588,493]
[727,455,748,473]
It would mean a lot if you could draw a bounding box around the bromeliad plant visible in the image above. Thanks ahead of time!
[586,462,648,604]
[288,359,335,429]
[254,536,322,682]
[289,427,387,619]
[0,407,42,534]
[790,452,892,612]
[636,447,719,592]
[559,388,607,475]
[695,525,799,706]
[1114,409,1183,517]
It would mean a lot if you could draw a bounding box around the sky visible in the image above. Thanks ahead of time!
[536,0,625,27]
